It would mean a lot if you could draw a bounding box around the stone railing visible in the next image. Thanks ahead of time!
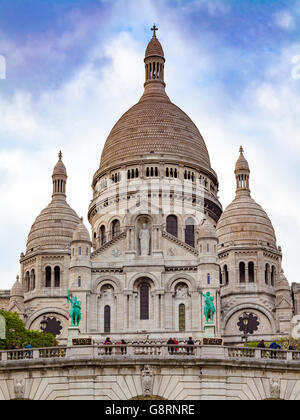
[1,344,300,364]
[0,347,67,362]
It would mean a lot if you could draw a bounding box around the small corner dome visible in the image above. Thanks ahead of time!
[52,151,67,177]
[235,146,250,173]
[145,36,164,59]
[10,276,24,298]
[199,219,217,239]
[72,218,91,242]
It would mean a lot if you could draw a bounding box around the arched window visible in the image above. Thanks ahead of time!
[112,220,120,238]
[219,267,223,285]
[265,264,270,285]
[78,276,81,288]
[166,215,178,238]
[140,283,149,320]
[54,266,60,288]
[100,225,106,246]
[271,266,276,287]
[179,304,186,332]
[45,266,51,288]
[104,306,111,333]
[185,217,195,247]
[248,262,255,283]
[224,265,229,285]
[25,271,30,292]
[31,269,35,290]
[239,262,245,283]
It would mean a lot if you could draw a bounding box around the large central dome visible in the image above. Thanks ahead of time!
[99,93,212,172]
[96,30,216,181]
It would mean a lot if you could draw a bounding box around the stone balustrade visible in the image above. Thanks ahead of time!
[1,344,300,363]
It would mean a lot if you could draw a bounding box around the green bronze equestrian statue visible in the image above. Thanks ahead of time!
[201,291,216,324]
[68,291,81,327]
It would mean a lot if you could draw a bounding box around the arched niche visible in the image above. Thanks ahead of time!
[135,215,152,256]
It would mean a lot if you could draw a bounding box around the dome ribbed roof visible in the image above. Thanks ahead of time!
[235,146,250,173]
[26,198,81,253]
[96,32,216,180]
[145,36,164,58]
[26,153,80,253]
[216,195,277,248]
[52,151,67,176]
[10,276,24,298]
[72,218,91,242]
[99,90,213,175]
[199,219,217,239]
[217,147,277,249]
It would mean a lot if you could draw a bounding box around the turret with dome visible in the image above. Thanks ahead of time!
[18,152,82,339]
[217,147,293,342]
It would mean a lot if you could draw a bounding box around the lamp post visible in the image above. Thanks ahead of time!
[40,316,48,348]
[240,312,250,343]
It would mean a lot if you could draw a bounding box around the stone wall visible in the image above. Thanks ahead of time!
[1,345,300,400]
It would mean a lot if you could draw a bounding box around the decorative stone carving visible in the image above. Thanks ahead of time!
[101,285,114,299]
[269,378,280,399]
[139,224,150,256]
[141,365,153,396]
[14,379,25,400]
[175,283,189,298]
[167,247,176,256]
[111,249,122,258]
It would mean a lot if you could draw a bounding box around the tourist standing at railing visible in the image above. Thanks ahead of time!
[167,338,175,354]
[289,343,296,350]
[186,337,194,355]
[120,339,127,355]
[25,343,33,359]
[104,337,113,355]
[257,340,265,348]
[173,338,178,353]
[269,341,281,359]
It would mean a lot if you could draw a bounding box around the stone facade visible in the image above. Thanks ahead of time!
[2,30,297,346]
[1,345,300,400]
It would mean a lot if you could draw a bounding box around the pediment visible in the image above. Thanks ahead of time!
[276,296,293,309]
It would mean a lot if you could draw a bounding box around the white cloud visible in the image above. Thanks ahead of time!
[274,10,295,30]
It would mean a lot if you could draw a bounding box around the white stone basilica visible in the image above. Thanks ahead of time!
[5,30,297,345]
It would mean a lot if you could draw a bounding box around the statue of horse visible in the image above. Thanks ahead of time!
[68,291,81,327]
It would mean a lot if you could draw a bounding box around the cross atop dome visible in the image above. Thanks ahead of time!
[239,145,244,154]
[58,151,63,160]
[151,24,158,38]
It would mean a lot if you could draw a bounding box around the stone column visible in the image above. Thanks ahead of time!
[191,291,199,330]
[164,292,173,330]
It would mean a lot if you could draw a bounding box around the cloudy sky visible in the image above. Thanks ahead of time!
[0,0,299,289]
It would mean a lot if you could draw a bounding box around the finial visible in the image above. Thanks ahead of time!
[80,216,83,222]
[239,146,244,154]
[16,275,19,281]
[58,151,62,160]
[151,24,158,38]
